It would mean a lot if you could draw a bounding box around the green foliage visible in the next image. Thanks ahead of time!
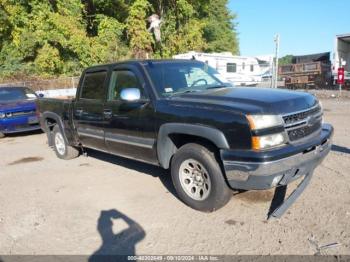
[200,0,239,54]
[160,18,206,58]
[34,44,63,76]
[0,0,239,79]
[279,55,293,65]
[126,0,154,59]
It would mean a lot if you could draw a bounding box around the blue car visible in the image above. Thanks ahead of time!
[0,86,41,138]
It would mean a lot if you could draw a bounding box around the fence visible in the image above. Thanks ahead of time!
[0,76,80,91]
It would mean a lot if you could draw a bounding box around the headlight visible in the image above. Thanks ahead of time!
[252,132,287,150]
[247,115,284,130]
[0,112,5,119]
[247,114,287,150]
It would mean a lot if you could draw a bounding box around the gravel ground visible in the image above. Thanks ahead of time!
[0,98,349,256]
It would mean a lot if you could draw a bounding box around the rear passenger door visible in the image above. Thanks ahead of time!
[74,68,108,151]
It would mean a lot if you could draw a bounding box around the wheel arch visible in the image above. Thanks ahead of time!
[41,111,68,146]
[157,123,230,169]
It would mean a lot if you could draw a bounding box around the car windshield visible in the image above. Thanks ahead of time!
[0,87,37,102]
[145,61,233,97]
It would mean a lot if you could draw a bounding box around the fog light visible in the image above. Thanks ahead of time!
[271,175,283,187]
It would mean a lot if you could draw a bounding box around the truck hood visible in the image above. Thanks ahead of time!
[0,100,37,112]
[170,87,318,115]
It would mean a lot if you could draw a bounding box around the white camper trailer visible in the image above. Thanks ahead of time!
[173,51,263,86]
[333,34,350,85]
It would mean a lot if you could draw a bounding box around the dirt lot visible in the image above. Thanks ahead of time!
[0,98,349,256]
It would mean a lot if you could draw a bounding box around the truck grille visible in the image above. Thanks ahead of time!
[283,105,322,141]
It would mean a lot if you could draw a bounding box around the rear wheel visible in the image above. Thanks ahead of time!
[171,143,232,212]
[52,125,79,160]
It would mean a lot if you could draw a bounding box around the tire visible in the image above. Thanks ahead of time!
[52,125,79,160]
[171,143,232,212]
[0,132,5,138]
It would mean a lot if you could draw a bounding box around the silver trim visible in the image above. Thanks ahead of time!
[284,113,323,130]
[77,128,104,140]
[224,137,331,179]
[77,131,104,140]
[105,132,154,149]
[77,128,155,149]
[282,104,320,118]
[83,145,159,166]
[282,104,323,142]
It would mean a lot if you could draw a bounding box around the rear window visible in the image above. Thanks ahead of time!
[80,71,107,100]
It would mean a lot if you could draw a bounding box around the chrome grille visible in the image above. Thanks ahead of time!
[283,105,322,141]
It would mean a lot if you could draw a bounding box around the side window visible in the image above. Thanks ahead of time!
[80,71,107,100]
[227,63,237,73]
[108,70,143,100]
[250,65,254,72]
[242,62,245,70]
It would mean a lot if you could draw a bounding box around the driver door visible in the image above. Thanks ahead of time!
[103,65,157,164]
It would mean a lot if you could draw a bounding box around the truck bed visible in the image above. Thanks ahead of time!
[37,98,75,127]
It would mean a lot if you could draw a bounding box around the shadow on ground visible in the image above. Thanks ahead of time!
[332,144,350,154]
[85,149,178,197]
[89,209,145,262]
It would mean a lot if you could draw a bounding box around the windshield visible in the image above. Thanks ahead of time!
[145,61,233,97]
[0,87,37,102]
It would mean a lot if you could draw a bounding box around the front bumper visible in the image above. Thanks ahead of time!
[221,124,334,191]
[0,115,41,134]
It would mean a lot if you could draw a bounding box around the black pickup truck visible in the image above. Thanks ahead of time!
[38,60,333,217]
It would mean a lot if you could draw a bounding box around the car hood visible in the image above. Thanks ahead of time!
[169,87,318,115]
[0,100,37,112]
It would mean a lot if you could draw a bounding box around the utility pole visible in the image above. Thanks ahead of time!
[273,34,280,88]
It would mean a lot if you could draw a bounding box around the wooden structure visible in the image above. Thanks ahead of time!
[279,52,332,89]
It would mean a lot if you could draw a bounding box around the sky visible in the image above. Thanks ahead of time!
[228,0,350,57]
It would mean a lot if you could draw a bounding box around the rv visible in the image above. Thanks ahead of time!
[333,34,350,86]
[173,52,263,86]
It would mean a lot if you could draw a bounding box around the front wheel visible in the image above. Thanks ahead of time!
[171,143,232,212]
[52,125,79,160]
[0,132,5,138]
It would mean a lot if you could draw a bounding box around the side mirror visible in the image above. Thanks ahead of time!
[120,88,141,101]
[38,93,44,98]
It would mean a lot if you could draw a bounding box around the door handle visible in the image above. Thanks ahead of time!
[103,109,113,119]
[75,109,83,115]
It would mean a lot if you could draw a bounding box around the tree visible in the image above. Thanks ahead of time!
[200,0,239,54]
[126,0,154,59]
[0,0,240,79]
[279,55,293,65]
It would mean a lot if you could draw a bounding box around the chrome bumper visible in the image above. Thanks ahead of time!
[221,124,333,218]
[221,124,333,190]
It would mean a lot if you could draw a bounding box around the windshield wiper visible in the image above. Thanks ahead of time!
[170,89,203,96]
[205,85,229,90]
